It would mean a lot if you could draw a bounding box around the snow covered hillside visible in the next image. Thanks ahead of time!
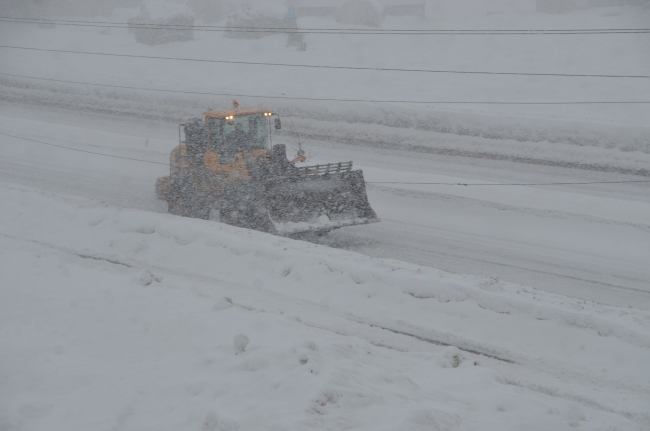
[1,184,649,430]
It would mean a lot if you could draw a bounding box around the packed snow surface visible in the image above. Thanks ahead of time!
[1,184,649,430]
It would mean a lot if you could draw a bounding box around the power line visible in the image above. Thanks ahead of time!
[367,180,650,186]
[2,17,648,35]
[0,132,168,165]
[2,46,648,79]
[2,131,646,187]
[2,17,649,35]
[2,72,648,105]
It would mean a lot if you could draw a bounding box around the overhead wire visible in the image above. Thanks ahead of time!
[2,18,646,185]
[1,16,648,35]
[1,131,647,187]
[2,72,648,105]
[0,131,168,165]
[1,45,648,78]
[367,180,650,186]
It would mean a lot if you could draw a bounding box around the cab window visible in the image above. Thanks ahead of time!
[208,114,269,152]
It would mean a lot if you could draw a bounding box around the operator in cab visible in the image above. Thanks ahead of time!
[227,122,253,152]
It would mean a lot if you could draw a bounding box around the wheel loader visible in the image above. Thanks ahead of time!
[156,108,378,236]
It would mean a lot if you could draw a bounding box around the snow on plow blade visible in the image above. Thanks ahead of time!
[264,164,379,236]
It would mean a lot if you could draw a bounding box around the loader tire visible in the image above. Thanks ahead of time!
[219,183,276,234]
[167,177,209,220]
[219,199,275,234]
[156,176,171,200]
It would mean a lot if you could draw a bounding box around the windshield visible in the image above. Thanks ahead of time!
[208,114,269,153]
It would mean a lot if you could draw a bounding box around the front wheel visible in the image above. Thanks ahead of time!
[155,176,171,200]
[167,176,209,219]
[219,183,276,234]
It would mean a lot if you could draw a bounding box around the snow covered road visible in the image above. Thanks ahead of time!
[1,105,648,310]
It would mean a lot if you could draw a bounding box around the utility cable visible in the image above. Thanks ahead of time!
[367,180,650,186]
[2,19,649,35]
[2,131,647,186]
[0,131,168,165]
[1,17,648,35]
[2,72,648,105]
[2,46,648,79]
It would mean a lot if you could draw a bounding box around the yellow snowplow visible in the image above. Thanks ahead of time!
[156,108,378,236]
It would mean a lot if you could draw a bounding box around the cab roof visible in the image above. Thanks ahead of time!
[203,108,272,118]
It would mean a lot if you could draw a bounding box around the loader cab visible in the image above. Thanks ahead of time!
[203,109,277,155]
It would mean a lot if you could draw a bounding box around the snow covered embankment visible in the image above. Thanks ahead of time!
[1,184,649,430]
[2,76,649,177]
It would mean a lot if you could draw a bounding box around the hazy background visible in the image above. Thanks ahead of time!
[2,0,647,20]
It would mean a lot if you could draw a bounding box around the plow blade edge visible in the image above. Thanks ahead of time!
[264,170,378,235]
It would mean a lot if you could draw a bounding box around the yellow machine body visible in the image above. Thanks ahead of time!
[156,109,378,236]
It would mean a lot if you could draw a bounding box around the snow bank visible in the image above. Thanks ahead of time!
[1,4,648,166]
[1,183,649,430]
[287,115,650,176]
[3,76,648,176]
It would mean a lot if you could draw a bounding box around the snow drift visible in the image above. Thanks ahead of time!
[1,183,649,430]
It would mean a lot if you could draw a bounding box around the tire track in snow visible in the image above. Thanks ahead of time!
[370,184,650,234]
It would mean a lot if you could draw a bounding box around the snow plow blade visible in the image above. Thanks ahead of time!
[159,111,379,237]
[264,164,378,236]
